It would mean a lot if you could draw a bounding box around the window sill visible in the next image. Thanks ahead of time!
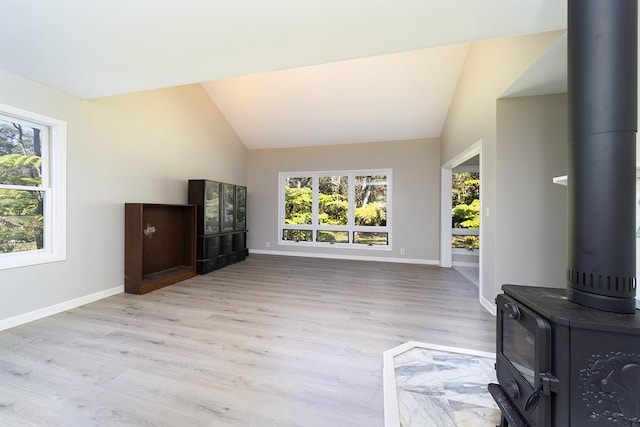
[452,248,479,255]
[279,240,392,251]
[0,250,66,271]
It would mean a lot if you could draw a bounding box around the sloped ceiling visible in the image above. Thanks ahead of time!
[202,44,470,149]
[502,34,567,98]
[0,0,567,148]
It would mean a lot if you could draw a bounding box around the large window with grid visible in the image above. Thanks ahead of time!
[279,170,391,249]
[0,104,66,270]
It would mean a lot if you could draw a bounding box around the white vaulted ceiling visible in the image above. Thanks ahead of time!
[202,45,470,149]
[0,0,567,148]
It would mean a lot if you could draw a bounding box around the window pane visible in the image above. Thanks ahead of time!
[0,119,43,186]
[451,172,479,249]
[318,176,348,226]
[279,170,391,250]
[204,181,220,234]
[355,175,387,227]
[222,183,234,231]
[236,186,247,231]
[317,230,349,243]
[285,177,312,225]
[0,105,66,269]
[452,235,479,249]
[0,189,44,253]
[282,229,312,242]
[353,232,388,246]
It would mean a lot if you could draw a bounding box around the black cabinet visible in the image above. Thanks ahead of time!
[188,180,248,274]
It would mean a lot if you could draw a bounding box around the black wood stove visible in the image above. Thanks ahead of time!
[491,286,640,426]
[489,0,639,426]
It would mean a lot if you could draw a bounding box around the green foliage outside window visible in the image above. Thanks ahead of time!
[355,202,387,226]
[316,230,349,243]
[318,193,348,225]
[283,173,389,246]
[285,186,312,225]
[353,232,388,245]
[282,229,312,242]
[452,199,480,229]
[452,173,479,206]
[355,175,387,227]
[0,120,44,253]
[317,178,349,242]
[318,176,348,226]
[452,172,479,250]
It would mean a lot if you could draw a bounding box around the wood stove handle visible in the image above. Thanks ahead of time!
[503,302,520,319]
[524,383,542,413]
[525,373,560,413]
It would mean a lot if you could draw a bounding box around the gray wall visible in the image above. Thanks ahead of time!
[440,30,565,308]
[247,138,441,262]
[496,94,568,289]
[0,69,246,326]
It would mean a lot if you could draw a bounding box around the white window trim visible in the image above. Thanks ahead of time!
[278,169,392,251]
[0,103,67,270]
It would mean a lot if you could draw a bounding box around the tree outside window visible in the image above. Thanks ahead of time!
[355,175,387,226]
[318,176,348,226]
[283,177,313,242]
[451,172,480,249]
[280,170,391,248]
[0,119,45,253]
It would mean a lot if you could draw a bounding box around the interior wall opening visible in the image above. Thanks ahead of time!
[440,140,482,298]
[452,158,480,286]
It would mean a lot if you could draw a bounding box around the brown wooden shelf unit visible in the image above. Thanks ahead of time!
[124,203,196,294]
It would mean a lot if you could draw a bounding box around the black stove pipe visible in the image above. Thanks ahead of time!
[566,0,638,313]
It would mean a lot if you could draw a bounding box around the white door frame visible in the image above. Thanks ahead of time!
[440,140,483,288]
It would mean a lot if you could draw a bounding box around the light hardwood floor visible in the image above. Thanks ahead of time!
[0,254,496,426]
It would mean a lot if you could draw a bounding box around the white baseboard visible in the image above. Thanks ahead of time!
[0,285,124,331]
[480,295,497,316]
[249,249,439,266]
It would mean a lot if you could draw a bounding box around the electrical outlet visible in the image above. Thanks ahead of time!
[266,241,271,248]
[400,248,405,255]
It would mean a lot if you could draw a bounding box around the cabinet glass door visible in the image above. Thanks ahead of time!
[222,183,235,232]
[236,186,246,231]
[204,181,220,234]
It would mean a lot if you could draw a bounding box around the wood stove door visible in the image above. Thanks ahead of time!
[496,293,552,426]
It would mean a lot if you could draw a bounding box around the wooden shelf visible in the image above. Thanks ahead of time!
[125,203,196,294]
[140,265,196,293]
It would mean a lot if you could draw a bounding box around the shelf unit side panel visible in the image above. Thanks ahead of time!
[124,203,144,293]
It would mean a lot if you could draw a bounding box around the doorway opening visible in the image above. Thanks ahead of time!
[440,141,482,293]
[451,161,479,285]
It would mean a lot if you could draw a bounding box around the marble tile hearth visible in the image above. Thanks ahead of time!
[383,342,501,427]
